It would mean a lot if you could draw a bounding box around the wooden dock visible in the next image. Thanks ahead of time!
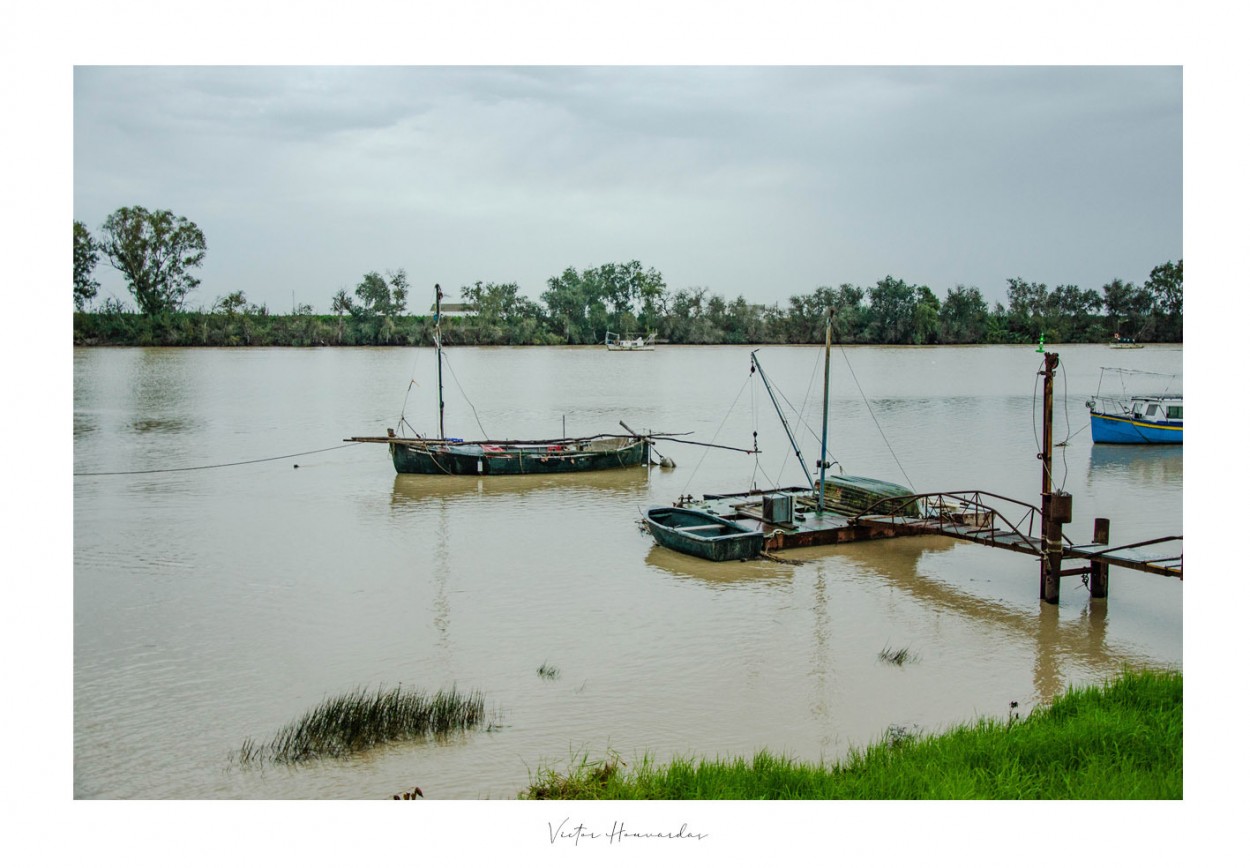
[687,486,1182,605]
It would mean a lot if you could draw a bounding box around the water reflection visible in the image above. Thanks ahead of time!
[644,529,1157,696]
[130,348,193,416]
[130,418,192,434]
[73,412,98,438]
[389,466,650,510]
[642,544,795,587]
[1088,444,1183,485]
[830,536,1161,700]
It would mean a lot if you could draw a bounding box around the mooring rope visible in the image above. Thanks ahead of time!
[73,442,363,476]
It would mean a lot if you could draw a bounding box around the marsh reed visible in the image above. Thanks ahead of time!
[238,684,486,765]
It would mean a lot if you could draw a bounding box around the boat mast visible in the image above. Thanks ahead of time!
[818,308,833,514]
[434,283,446,440]
[751,350,815,492]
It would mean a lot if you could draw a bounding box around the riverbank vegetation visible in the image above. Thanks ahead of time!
[73,212,1181,347]
[521,669,1181,799]
[237,685,488,766]
[74,260,1183,348]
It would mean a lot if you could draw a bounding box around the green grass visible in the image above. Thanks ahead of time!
[537,661,561,680]
[238,684,487,766]
[521,669,1181,799]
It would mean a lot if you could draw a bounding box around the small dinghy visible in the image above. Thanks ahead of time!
[643,506,764,562]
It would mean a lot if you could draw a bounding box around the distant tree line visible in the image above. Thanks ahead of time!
[74,207,1182,346]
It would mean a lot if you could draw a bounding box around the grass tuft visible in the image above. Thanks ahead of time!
[238,684,487,766]
[879,646,915,666]
[537,661,561,680]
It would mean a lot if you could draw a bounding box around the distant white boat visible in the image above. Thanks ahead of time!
[604,331,656,351]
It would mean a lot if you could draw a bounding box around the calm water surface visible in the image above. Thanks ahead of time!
[73,343,1182,799]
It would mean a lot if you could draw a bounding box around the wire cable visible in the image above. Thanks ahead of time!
[73,442,363,476]
[838,345,915,491]
[685,369,756,499]
[440,352,490,440]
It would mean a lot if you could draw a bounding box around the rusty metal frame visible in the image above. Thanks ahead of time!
[848,490,1073,558]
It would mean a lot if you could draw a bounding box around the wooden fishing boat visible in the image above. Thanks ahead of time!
[356,433,649,475]
[643,506,764,562]
[349,284,653,475]
[1086,367,1182,444]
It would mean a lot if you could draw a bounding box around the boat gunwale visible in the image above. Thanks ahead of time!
[348,433,659,448]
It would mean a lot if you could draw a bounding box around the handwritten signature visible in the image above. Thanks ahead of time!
[548,818,707,845]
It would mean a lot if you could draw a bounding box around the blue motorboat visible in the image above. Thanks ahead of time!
[1087,368,1182,444]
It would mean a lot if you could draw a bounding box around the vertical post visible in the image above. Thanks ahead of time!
[818,308,833,514]
[1090,517,1110,598]
[1040,351,1062,604]
[434,283,445,440]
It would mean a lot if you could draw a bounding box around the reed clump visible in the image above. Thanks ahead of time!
[239,685,487,766]
[521,668,1181,799]
[878,646,915,666]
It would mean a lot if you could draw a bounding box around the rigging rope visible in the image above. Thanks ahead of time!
[837,345,915,491]
[396,344,426,435]
[1057,358,1071,490]
[439,351,491,440]
[683,368,757,500]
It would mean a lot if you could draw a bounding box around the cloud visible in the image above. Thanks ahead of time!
[73,65,1181,312]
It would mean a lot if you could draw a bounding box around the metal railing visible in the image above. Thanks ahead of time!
[848,490,1077,557]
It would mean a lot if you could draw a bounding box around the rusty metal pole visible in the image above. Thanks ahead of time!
[434,283,446,440]
[1090,517,1110,598]
[1040,352,1062,604]
[818,308,833,514]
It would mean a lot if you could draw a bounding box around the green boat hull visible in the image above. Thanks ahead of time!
[389,436,649,475]
[644,506,764,562]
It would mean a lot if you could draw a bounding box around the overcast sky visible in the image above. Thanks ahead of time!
[73,65,1181,314]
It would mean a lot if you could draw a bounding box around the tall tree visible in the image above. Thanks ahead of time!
[867,276,918,344]
[912,285,940,344]
[1145,259,1183,341]
[1050,284,1103,341]
[73,220,100,310]
[460,281,544,343]
[99,206,207,315]
[1145,259,1183,316]
[939,285,988,344]
[213,290,249,315]
[540,261,666,343]
[354,268,410,317]
[1102,278,1151,338]
[330,288,354,316]
[541,267,594,343]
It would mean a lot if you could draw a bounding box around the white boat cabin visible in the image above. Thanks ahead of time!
[1126,396,1182,423]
